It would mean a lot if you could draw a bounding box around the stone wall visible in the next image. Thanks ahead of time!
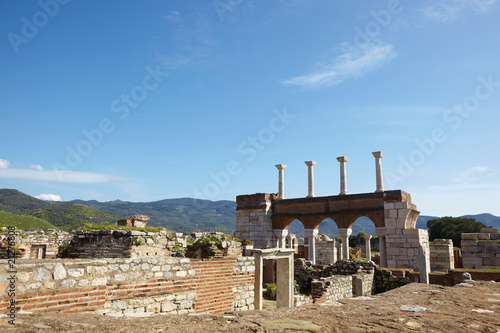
[311,275,353,303]
[315,236,337,264]
[385,228,429,271]
[429,239,455,271]
[374,268,414,293]
[235,193,275,248]
[0,229,71,259]
[0,257,255,314]
[462,228,500,269]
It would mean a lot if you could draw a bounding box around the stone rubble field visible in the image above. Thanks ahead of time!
[1,280,499,332]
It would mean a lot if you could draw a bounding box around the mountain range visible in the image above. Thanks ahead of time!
[1,189,499,237]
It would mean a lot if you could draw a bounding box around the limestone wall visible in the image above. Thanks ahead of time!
[0,257,255,314]
[385,228,429,271]
[462,228,500,269]
[429,239,455,271]
[315,238,337,264]
[235,193,275,248]
[311,275,353,302]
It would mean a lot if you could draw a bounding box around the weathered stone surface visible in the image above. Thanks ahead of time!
[34,268,51,281]
[53,263,66,280]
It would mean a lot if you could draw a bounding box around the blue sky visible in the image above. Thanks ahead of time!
[1,0,499,217]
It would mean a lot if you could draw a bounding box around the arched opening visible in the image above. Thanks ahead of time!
[287,219,305,241]
[350,216,377,262]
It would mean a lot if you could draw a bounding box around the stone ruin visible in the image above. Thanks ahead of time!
[117,215,150,228]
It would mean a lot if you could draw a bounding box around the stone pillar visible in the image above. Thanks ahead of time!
[376,227,387,267]
[275,164,287,200]
[338,228,352,260]
[253,252,264,310]
[273,229,288,248]
[276,255,294,308]
[364,234,372,261]
[336,156,349,195]
[304,229,318,264]
[286,234,296,249]
[372,151,384,193]
[332,238,338,263]
[305,161,316,198]
[419,243,430,284]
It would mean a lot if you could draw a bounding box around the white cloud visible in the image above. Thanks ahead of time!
[0,159,10,169]
[421,0,496,22]
[30,164,44,171]
[282,42,396,89]
[456,166,490,182]
[35,194,62,201]
[0,166,131,184]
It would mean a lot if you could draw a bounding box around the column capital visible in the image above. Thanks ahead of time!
[372,151,384,158]
[305,161,316,167]
[375,227,386,237]
[273,229,288,238]
[338,228,352,238]
[363,234,373,240]
[336,156,349,163]
[275,164,287,170]
[304,229,318,238]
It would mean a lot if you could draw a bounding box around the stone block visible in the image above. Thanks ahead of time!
[462,233,479,240]
[478,233,491,240]
[480,228,500,234]
[482,257,500,266]
[384,202,395,209]
[53,263,66,280]
[395,202,409,209]
[385,219,397,229]
[388,210,398,219]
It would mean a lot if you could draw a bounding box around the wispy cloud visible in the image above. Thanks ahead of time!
[35,194,62,201]
[282,42,396,89]
[455,166,491,183]
[0,159,131,184]
[421,0,496,22]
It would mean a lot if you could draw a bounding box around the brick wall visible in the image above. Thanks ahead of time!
[0,257,255,315]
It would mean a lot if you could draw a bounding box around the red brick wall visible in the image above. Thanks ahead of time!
[0,257,254,314]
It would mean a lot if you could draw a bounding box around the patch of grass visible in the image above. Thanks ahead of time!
[0,210,58,230]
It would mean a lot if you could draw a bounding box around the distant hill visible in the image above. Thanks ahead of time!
[71,197,236,234]
[0,210,58,229]
[0,189,120,231]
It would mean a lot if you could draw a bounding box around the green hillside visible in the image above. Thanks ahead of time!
[72,198,236,234]
[0,189,120,231]
[0,210,58,229]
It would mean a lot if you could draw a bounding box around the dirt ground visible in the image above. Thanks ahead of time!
[1,280,499,332]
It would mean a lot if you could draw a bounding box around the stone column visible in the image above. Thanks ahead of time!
[304,229,318,264]
[338,228,352,260]
[364,234,372,261]
[372,151,384,193]
[305,161,316,198]
[376,227,387,267]
[273,229,288,248]
[276,255,293,308]
[286,234,296,249]
[419,243,430,284]
[336,156,349,195]
[253,252,264,310]
[275,164,287,200]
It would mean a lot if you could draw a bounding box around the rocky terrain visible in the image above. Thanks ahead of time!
[1,280,499,332]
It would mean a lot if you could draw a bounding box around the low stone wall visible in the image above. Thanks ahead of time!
[385,228,429,271]
[462,228,500,269]
[0,229,71,259]
[0,257,255,314]
[429,239,455,271]
[374,268,414,293]
[311,275,353,303]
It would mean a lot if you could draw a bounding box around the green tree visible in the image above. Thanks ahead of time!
[427,217,487,248]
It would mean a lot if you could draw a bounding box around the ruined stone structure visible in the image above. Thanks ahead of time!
[235,152,430,279]
[0,228,71,259]
[462,228,500,269]
[429,239,455,271]
[117,215,150,228]
[0,257,255,314]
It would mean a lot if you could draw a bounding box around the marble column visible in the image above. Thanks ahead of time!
[338,228,352,260]
[273,229,288,248]
[336,156,349,195]
[304,229,318,264]
[376,227,387,267]
[372,151,384,193]
[286,234,296,249]
[305,161,316,198]
[275,164,287,199]
[364,234,372,261]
